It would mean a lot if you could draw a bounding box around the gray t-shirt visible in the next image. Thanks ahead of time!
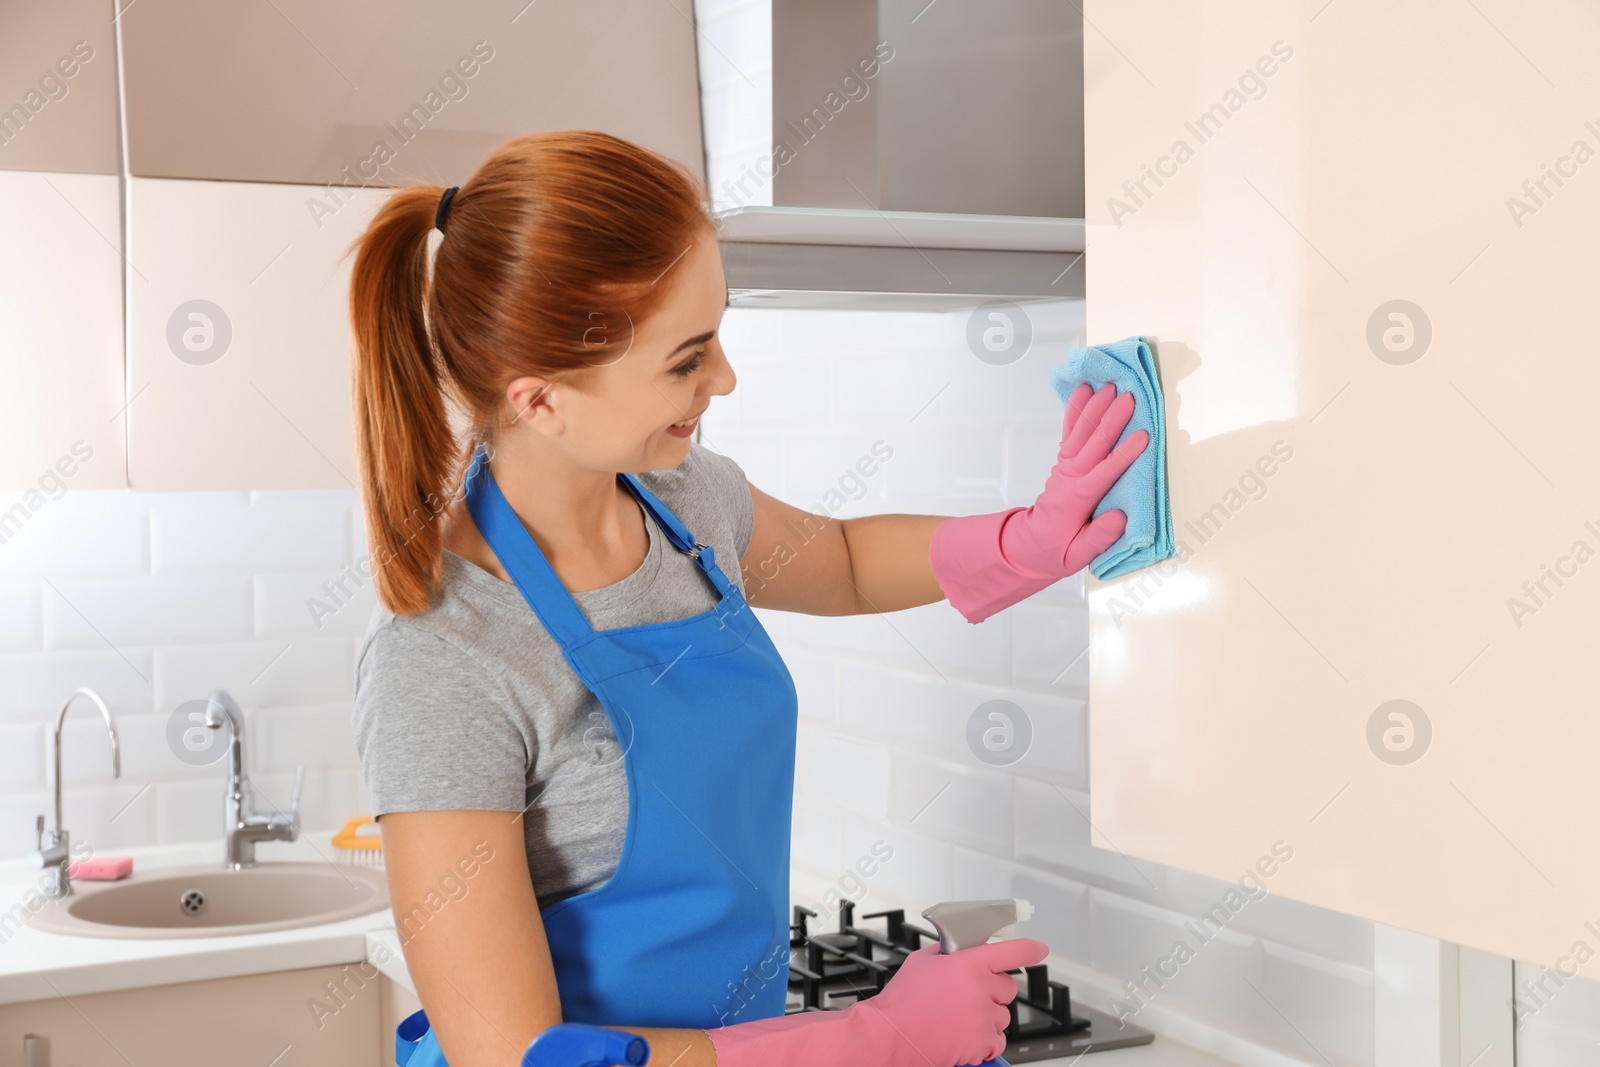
[352,443,754,909]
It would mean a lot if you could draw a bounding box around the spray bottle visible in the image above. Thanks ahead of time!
[920,898,1035,1067]
[521,1022,649,1067]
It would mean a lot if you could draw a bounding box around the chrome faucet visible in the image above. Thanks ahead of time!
[202,689,304,869]
[29,688,121,899]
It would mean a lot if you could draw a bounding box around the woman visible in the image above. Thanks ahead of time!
[350,131,1145,1067]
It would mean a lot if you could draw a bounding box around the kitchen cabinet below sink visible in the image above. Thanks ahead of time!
[0,963,395,1067]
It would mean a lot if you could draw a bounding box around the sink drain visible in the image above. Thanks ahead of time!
[179,888,206,917]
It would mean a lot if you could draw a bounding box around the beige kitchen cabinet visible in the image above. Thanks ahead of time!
[0,964,379,1066]
[0,171,127,491]
[1083,0,1600,969]
[124,178,388,490]
[116,0,704,188]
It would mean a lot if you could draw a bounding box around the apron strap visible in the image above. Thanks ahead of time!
[395,1008,430,1066]
[462,448,740,646]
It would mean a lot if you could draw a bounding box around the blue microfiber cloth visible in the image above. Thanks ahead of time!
[1048,336,1173,580]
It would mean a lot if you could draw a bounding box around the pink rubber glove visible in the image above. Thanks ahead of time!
[706,938,1048,1067]
[930,383,1148,623]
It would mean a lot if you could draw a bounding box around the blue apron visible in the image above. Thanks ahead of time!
[395,449,798,1066]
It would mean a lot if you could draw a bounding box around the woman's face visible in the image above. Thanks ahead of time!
[507,224,735,474]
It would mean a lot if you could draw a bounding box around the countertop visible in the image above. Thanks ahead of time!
[0,836,1235,1066]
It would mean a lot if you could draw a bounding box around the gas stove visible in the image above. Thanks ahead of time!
[786,901,1155,1061]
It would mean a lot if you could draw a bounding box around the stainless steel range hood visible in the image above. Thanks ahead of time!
[715,0,1085,311]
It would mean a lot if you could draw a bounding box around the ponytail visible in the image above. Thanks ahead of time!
[348,131,710,615]
[349,185,459,617]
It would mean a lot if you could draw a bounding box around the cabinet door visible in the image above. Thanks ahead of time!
[0,963,379,1065]
[1084,0,1600,968]
[0,171,126,490]
[125,178,388,490]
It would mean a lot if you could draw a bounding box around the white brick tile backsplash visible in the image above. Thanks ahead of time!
[1009,600,1090,692]
[0,490,147,580]
[0,584,40,651]
[0,789,52,856]
[1515,960,1600,1067]
[784,648,839,727]
[153,637,356,713]
[886,425,1005,503]
[796,728,889,819]
[838,661,951,757]
[254,571,378,637]
[697,430,782,497]
[61,779,160,852]
[840,816,953,907]
[877,601,1008,681]
[150,495,350,572]
[781,429,891,512]
[1014,778,1166,899]
[99,711,222,783]
[790,796,842,875]
[156,777,225,844]
[43,574,251,649]
[1163,865,1374,970]
[888,750,1011,858]
[781,612,890,661]
[952,848,1093,965]
[1,648,155,723]
[1088,890,1274,1042]
[0,722,44,792]
[248,702,360,774]
[950,683,1087,790]
[1261,942,1374,1067]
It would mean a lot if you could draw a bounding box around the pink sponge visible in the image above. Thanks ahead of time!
[69,857,133,880]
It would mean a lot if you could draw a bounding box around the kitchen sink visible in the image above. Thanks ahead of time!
[25,862,390,940]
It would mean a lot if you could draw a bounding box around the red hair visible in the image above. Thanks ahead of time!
[348,130,710,615]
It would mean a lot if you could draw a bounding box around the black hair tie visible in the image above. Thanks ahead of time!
[435,186,459,233]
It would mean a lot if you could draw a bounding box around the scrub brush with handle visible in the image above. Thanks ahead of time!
[332,816,383,865]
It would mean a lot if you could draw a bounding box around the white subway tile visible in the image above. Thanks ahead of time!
[878,600,1009,681]
[888,751,1011,857]
[796,728,890,819]
[153,637,356,713]
[42,574,251,649]
[838,661,952,757]
[0,722,44,792]
[1089,889,1271,1036]
[57,713,138,784]
[1164,865,1373,970]
[0,648,155,723]
[1261,941,1374,1067]
[948,684,1087,790]
[254,570,379,637]
[248,765,367,838]
[249,702,359,774]
[1513,961,1600,1065]
[1010,600,1090,691]
[831,353,946,423]
[736,359,833,426]
[782,611,890,660]
[693,0,771,93]
[791,797,843,874]
[0,489,147,579]
[785,649,839,727]
[0,789,52,856]
[92,710,228,783]
[840,817,953,907]
[1013,779,1166,899]
[697,430,783,498]
[59,779,160,852]
[0,584,40,651]
[783,430,892,514]
[150,494,350,572]
[156,777,225,844]
[887,426,1006,503]
[952,848,1092,965]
